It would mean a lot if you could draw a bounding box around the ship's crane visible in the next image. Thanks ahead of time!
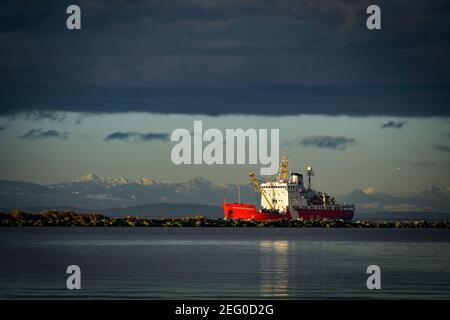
[248,171,275,210]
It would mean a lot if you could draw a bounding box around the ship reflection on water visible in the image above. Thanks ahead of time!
[1,229,449,299]
[259,240,290,298]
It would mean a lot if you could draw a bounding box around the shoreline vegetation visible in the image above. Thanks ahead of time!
[1,210,450,228]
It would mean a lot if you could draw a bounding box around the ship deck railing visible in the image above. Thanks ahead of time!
[295,204,355,210]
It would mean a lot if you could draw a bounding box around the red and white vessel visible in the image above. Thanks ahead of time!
[223,154,354,221]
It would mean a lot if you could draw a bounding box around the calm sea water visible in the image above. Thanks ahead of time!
[0,227,449,299]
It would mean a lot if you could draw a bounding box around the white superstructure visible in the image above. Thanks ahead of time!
[258,154,329,214]
[260,176,309,212]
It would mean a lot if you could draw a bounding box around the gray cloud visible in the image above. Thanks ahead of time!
[0,125,4,131]
[300,135,355,150]
[403,160,450,167]
[19,129,69,140]
[104,131,169,142]
[22,111,67,122]
[4,111,89,126]
[381,121,406,129]
[433,144,450,153]
[404,160,439,167]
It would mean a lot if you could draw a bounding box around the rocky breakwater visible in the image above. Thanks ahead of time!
[1,210,450,228]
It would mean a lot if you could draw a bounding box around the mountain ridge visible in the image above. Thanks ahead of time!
[0,174,449,213]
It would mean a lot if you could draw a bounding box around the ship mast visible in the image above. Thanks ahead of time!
[306,166,314,190]
[248,172,274,210]
[278,153,289,182]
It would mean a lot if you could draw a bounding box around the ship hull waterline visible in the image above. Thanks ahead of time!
[223,202,354,221]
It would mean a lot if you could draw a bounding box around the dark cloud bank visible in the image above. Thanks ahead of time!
[1,85,449,117]
[0,0,449,117]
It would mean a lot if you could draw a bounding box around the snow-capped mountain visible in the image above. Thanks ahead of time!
[0,175,449,213]
[337,185,450,213]
[0,174,255,210]
[362,187,381,195]
[75,173,157,186]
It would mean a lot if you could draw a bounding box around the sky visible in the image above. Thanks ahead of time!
[0,0,449,195]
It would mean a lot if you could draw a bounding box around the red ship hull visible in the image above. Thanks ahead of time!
[223,202,354,221]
